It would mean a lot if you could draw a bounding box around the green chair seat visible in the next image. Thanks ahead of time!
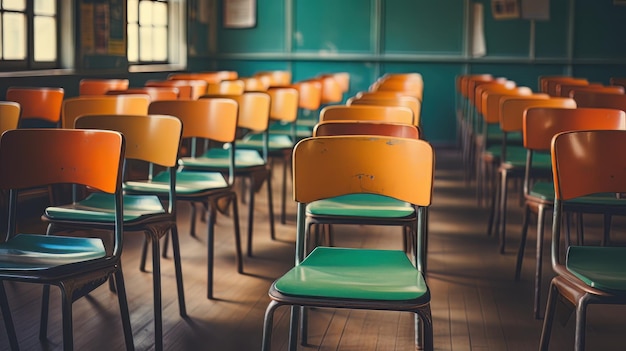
[306,194,414,218]
[567,246,626,293]
[179,148,265,170]
[269,121,313,138]
[499,149,551,170]
[0,234,106,269]
[530,182,626,205]
[45,193,165,222]
[238,133,294,151]
[484,144,526,159]
[484,126,522,144]
[125,171,229,195]
[274,247,428,301]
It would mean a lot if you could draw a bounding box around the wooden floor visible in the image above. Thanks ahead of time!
[2,148,626,351]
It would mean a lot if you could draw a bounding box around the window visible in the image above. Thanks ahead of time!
[0,0,58,69]
[128,0,168,64]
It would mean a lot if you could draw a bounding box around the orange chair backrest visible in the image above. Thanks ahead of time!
[382,72,423,83]
[168,71,238,84]
[319,72,350,93]
[6,87,64,125]
[201,92,271,132]
[458,74,492,99]
[148,99,238,143]
[313,121,419,139]
[75,114,182,167]
[348,96,421,126]
[292,136,434,206]
[552,130,626,200]
[372,77,423,100]
[474,80,517,116]
[467,76,497,106]
[0,129,123,194]
[241,77,269,92]
[499,96,577,132]
[106,87,180,101]
[254,71,292,87]
[566,85,625,97]
[311,76,343,104]
[481,86,534,125]
[0,101,20,133]
[206,79,245,95]
[540,76,588,96]
[320,105,414,125]
[267,87,299,123]
[79,79,129,96]
[524,107,626,151]
[145,79,207,99]
[571,90,626,110]
[291,80,322,111]
[61,95,150,129]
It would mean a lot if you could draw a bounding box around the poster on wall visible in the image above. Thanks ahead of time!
[223,0,256,28]
[491,0,520,20]
[80,0,126,56]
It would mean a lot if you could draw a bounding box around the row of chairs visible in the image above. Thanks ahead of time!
[0,69,356,350]
[456,73,626,350]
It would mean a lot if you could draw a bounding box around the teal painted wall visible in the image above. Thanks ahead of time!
[0,1,624,145]
[199,0,626,145]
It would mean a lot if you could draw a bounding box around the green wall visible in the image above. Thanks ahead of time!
[0,0,624,146]
[197,0,626,145]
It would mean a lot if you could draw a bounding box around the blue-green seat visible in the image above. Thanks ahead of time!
[0,129,133,351]
[261,136,434,351]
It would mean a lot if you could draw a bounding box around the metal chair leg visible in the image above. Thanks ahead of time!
[0,281,19,351]
[39,284,51,341]
[515,205,531,281]
[59,284,74,351]
[231,194,244,274]
[261,300,281,351]
[574,296,590,351]
[207,205,217,299]
[534,206,547,320]
[170,225,187,317]
[113,267,135,350]
[539,281,558,351]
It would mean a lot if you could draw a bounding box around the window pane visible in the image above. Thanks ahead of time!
[34,16,55,61]
[128,23,138,62]
[153,2,167,26]
[2,0,25,11]
[138,1,152,26]
[127,0,138,23]
[34,0,55,16]
[152,26,167,61]
[139,26,152,61]
[3,12,25,60]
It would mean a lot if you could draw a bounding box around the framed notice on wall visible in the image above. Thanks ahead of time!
[223,0,256,28]
[492,0,520,20]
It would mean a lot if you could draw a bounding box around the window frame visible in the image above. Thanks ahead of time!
[0,0,60,71]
